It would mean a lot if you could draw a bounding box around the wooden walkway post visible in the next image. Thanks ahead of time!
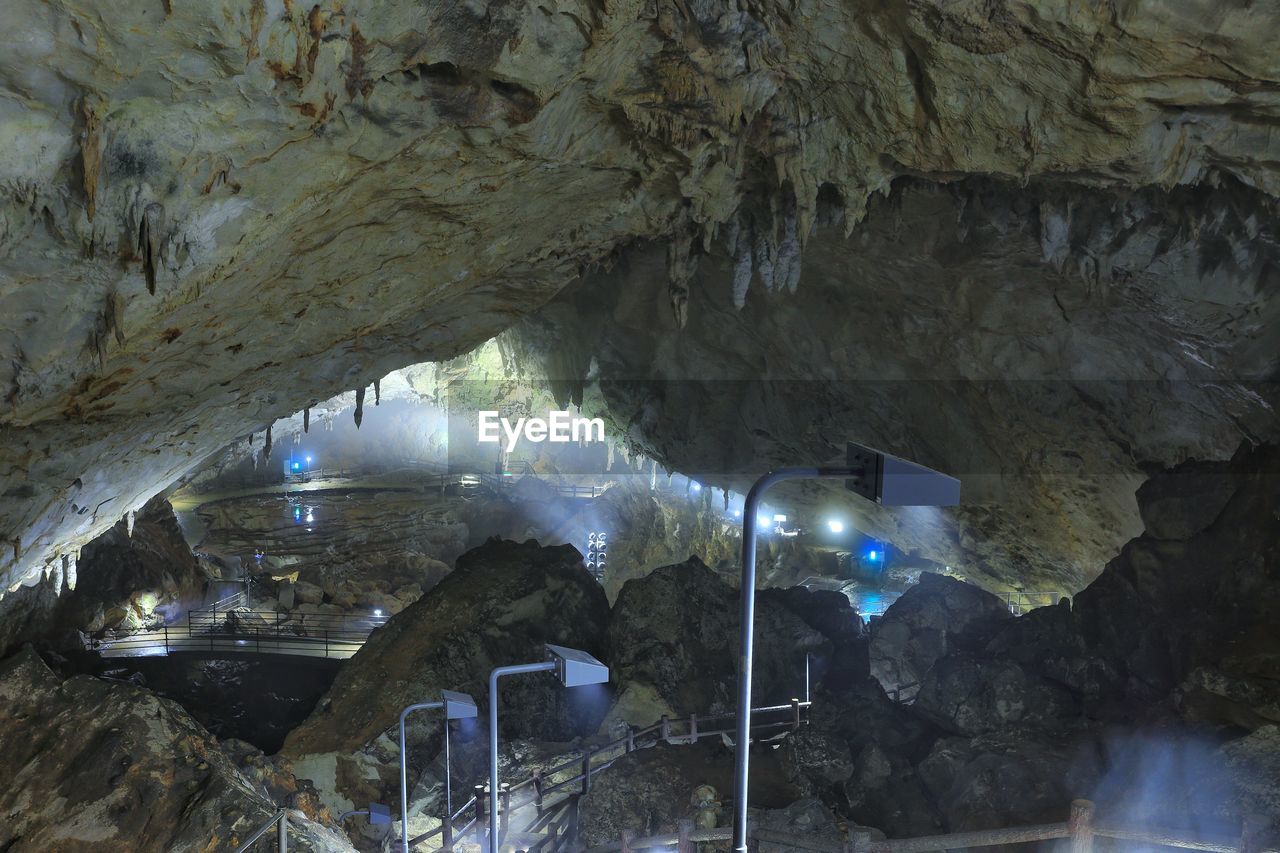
[475,784,487,848]
[533,769,544,813]
[626,725,636,753]
[791,698,802,731]
[689,713,698,743]
[677,819,695,853]
[581,750,593,794]
[1069,799,1095,853]
[660,715,670,743]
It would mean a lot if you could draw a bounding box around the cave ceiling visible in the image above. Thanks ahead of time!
[2,0,1279,594]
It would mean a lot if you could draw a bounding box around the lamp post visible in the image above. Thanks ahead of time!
[399,690,479,853]
[487,644,610,853]
[731,443,959,853]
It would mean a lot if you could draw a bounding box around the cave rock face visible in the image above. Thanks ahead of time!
[4,0,1280,599]
[606,557,833,722]
[0,648,350,852]
[869,572,1012,702]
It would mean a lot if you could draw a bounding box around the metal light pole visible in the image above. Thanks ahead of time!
[399,691,478,853]
[731,445,959,853]
[487,645,610,853]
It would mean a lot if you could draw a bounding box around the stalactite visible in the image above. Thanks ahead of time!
[723,489,729,511]
[264,424,273,461]
[60,554,71,594]
[65,554,77,592]
[607,440,615,471]
[650,459,658,490]
[126,510,135,538]
[354,387,365,428]
[374,378,381,406]
[138,202,164,295]
[303,407,311,433]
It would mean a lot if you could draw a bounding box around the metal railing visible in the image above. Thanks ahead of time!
[83,606,389,659]
[233,809,288,853]
[585,800,1277,853]
[998,591,1069,615]
[405,699,813,853]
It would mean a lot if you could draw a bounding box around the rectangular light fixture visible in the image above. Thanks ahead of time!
[442,689,478,719]
[546,644,610,687]
[846,442,960,506]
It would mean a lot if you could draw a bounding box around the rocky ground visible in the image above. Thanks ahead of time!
[1,446,1276,851]
[0,647,351,852]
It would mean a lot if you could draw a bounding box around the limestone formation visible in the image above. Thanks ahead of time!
[4,1,1280,600]
[0,647,350,852]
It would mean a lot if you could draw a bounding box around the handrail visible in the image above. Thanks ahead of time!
[584,800,1278,853]
[233,809,288,853]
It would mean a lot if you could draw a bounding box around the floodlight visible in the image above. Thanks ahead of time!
[373,609,383,617]
[846,442,960,506]
[691,481,701,491]
[773,514,787,522]
[546,643,610,687]
[827,519,844,534]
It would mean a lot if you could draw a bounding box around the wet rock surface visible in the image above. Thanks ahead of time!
[606,558,848,722]
[0,647,350,852]
[869,572,1012,702]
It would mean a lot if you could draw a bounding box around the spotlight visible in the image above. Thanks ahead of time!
[305,455,312,463]
[772,514,787,523]
[690,482,702,492]
[374,609,383,617]
[826,519,844,534]
[732,509,742,517]
[757,515,771,529]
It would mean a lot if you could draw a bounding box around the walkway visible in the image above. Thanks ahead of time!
[83,602,388,660]
[408,699,813,853]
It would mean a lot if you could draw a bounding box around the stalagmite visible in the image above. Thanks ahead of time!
[354,387,365,428]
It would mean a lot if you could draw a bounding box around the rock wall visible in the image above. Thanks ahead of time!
[5,0,1280,602]
[0,647,350,852]
[506,177,1279,589]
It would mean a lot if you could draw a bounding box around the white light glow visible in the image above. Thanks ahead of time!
[826,519,844,534]
[374,609,383,617]
[773,514,787,522]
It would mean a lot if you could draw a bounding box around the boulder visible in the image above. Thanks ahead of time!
[913,655,1081,736]
[607,557,829,721]
[917,731,1098,833]
[0,647,350,852]
[869,573,1013,701]
[576,739,802,848]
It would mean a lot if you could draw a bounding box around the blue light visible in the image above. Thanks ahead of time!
[867,549,880,561]
[293,506,301,521]
[292,461,301,470]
